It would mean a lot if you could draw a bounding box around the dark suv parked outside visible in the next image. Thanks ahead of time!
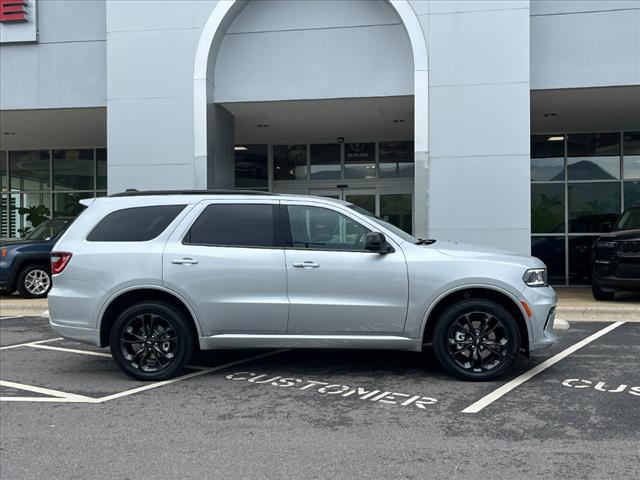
[592,205,640,300]
[0,217,74,298]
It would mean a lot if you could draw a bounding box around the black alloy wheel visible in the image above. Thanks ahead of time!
[433,299,520,381]
[110,302,193,381]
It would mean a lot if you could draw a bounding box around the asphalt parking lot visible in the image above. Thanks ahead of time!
[1,316,638,479]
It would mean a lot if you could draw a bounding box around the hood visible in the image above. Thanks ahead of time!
[0,239,40,248]
[597,229,640,242]
[434,240,544,269]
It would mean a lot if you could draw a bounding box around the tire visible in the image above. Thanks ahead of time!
[432,299,520,381]
[109,301,194,381]
[592,281,615,301]
[16,265,52,298]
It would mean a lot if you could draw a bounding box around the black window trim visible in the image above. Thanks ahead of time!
[182,203,282,249]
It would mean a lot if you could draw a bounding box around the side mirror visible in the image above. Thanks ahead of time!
[364,232,394,253]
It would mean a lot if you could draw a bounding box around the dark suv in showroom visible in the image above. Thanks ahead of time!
[592,204,640,300]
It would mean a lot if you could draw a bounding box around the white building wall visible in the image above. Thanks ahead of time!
[0,0,106,110]
[530,0,640,89]
[413,0,532,253]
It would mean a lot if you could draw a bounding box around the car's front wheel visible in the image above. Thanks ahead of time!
[433,299,520,381]
[109,301,194,381]
[17,265,52,298]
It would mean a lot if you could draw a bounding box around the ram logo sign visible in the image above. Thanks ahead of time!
[0,0,37,43]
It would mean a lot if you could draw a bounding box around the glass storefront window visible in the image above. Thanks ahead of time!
[379,141,413,178]
[310,144,340,180]
[9,150,50,191]
[623,132,640,179]
[344,143,375,179]
[568,236,597,285]
[625,181,640,208]
[567,133,620,180]
[531,236,565,285]
[531,135,565,181]
[53,192,94,217]
[531,183,564,233]
[344,193,375,214]
[380,193,412,233]
[10,191,52,238]
[274,145,307,180]
[53,149,95,191]
[234,145,268,189]
[97,148,108,191]
[568,182,620,233]
[0,151,6,191]
[0,194,8,238]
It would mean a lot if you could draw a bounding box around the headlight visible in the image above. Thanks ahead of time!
[523,268,547,287]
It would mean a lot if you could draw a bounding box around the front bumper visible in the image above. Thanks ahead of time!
[521,285,558,352]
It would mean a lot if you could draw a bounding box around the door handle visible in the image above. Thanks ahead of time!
[293,261,320,269]
[171,258,199,265]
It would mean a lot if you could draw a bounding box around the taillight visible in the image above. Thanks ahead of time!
[51,252,72,274]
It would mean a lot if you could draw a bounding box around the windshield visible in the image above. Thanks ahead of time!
[24,218,70,241]
[614,208,640,231]
[348,205,419,244]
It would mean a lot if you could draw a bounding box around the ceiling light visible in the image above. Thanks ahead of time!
[392,119,404,123]
[547,136,564,142]
[3,132,16,135]
[543,112,557,118]
[257,124,270,128]
[234,146,248,151]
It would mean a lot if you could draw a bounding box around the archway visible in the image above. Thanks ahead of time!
[194,0,429,236]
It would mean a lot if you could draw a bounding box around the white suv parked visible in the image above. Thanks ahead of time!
[49,190,557,381]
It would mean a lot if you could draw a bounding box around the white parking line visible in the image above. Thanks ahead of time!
[0,338,63,350]
[461,321,626,414]
[26,343,112,358]
[0,380,96,402]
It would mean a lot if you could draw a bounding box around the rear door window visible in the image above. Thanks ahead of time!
[87,205,186,242]
[185,203,277,247]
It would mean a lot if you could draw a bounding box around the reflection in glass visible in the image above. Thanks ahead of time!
[531,236,565,284]
[53,149,95,191]
[380,193,412,234]
[568,182,620,233]
[53,192,94,217]
[234,145,268,189]
[310,144,340,180]
[567,133,620,180]
[9,151,50,191]
[345,194,375,214]
[623,132,640,179]
[274,145,307,180]
[344,143,375,179]
[379,142,413,178]
[531,135,565,181]
[531,184,565,233]
[624,181,640,208]
[0,194,8,238]
[96,148,108,190]
[531,158,564,181]
[568,236,597,285]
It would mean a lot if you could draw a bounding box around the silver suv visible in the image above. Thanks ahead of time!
[49,191,557,381]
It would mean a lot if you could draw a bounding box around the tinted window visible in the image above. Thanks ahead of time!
[87,205,185,242]
[186,204,275,247]
[288,205,370,251]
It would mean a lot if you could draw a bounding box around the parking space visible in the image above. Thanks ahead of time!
[1,317,638,479]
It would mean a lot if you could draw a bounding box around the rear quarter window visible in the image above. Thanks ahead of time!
[86,205,186,242]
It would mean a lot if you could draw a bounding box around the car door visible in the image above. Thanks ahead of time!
[282,201,409,334]
[163,199,289,336]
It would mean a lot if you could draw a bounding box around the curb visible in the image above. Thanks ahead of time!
[555,307,640,322]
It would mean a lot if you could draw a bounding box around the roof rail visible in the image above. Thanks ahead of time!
[108,189,277,198]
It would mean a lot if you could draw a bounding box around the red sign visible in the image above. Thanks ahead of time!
[0,0,28,23]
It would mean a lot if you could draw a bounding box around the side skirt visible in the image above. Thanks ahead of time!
[199,334,423,352]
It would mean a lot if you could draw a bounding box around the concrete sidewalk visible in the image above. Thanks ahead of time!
[1,288,639,321]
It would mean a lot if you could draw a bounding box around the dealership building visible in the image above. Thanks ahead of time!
[1,0,639,285]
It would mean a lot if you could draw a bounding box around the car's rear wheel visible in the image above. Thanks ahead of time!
[432,299,520,381]
[17,265,52,298]
[109,301,194,381]
[592,281,615,301]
